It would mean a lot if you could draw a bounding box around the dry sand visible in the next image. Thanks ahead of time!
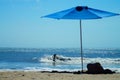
[0,71,120,80]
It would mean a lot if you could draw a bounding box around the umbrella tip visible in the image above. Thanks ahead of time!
[76,6,88,11]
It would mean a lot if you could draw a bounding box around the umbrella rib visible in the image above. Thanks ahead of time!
[89,8,120,17]
[87,9,102,19]
[59,8,75,19]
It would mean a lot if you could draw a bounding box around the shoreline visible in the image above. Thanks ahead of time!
[0,68,119,73]
[0,71,120,80]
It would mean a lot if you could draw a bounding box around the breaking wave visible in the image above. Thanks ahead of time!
[39,55,120,65]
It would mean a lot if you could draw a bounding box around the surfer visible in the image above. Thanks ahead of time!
[52,54,71,62]
[52,54,57,66]
[53,54,57,62]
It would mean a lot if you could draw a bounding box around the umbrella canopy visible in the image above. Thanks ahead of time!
[42,6,119,72]
[43,6,119,20]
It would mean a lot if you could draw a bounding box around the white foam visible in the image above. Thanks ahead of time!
[23,67,80,72]
[84,58,120,64]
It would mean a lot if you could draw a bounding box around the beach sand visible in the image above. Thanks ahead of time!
[0,71,120,80]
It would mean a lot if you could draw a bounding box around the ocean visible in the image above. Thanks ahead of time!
[0,48,120,73]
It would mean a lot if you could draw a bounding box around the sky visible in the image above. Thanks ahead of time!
[0,0,120,48]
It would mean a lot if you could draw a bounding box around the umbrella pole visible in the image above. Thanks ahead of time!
[80,20,83,73]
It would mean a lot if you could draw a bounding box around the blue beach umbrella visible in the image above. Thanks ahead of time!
[42,6,119,72]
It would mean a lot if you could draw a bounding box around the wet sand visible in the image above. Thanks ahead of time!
[0,71,120,80]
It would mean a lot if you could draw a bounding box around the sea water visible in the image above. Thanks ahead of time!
[0,48,120,73]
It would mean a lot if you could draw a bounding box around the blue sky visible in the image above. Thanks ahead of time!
[0,0,120,48]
